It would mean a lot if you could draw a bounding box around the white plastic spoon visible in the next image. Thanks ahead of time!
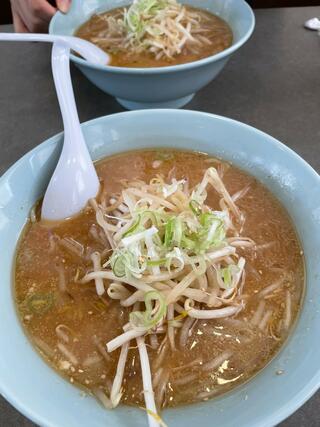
[41,41,101,220]
[0,33,109,66]
[0,33,109,220]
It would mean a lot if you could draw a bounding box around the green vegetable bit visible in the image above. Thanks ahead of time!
[122,214,142,238]
[111,248,146,277]
[27,293,54,315]
[219,265,239,289]
[189,199,202,216]
[130,290,167,330]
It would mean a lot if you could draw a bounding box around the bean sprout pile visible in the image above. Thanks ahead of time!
[92,0,214,60]
[80,166,255,426]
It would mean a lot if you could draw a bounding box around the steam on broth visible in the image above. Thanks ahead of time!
[15,150,304,426]
[75,0,233,68]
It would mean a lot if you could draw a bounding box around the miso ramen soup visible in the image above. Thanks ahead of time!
[75,0,233,68]
[15,150,304,422]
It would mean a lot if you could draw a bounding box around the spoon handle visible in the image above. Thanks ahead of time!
[51,40,100,184]
[0,33,109,65]
[52,42,82,147]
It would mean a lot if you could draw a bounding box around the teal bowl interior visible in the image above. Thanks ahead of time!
[1,110,320,427]
[49,0,255,109]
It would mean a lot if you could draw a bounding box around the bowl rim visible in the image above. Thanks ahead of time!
[1,109,320,427]
[49,0,255,74]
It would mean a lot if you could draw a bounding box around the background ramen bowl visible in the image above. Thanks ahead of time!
[49,0,255,110]
[1,110,320,427]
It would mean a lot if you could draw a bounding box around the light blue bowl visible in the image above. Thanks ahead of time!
[49,0,255,110]
[1,110,320,427]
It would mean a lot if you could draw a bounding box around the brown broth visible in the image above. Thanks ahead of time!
[75,6,233,68]
[15,150,304,408]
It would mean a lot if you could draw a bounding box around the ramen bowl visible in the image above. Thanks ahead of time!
[49,0,255,110]
[1,110,320,427]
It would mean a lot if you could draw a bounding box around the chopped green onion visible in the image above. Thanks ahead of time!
[147,258,167,267]
[122,215,142,238]
[219,265,239,289]
[189,200,202,216]
[199,212,215,227]
[172,217,183,246]
[130,290,167,330]
[164,217,183,248]
[164,217,175,248]
[124,0,170,40]
[111,252,127,277]
[221,266,232,287]
[181,235,197,251]
[111,249,146,278]
[197,212,226,252]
